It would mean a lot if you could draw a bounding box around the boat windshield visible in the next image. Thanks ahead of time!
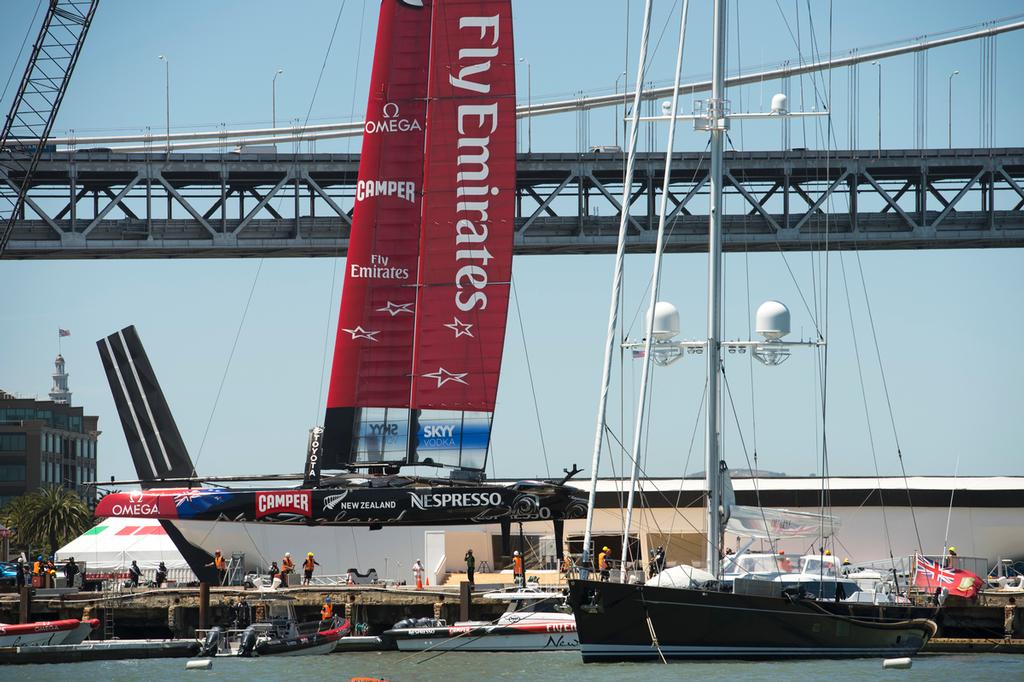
[505,598,561,614]
[729,555,786,575]
[799,557,837,576]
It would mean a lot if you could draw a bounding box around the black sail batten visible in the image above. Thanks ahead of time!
[96,325,197,487]
[321,406,357,471]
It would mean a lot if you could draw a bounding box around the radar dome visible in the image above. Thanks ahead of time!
[770,92,788,115]
[755,300,790,340]
[647,301,680,340]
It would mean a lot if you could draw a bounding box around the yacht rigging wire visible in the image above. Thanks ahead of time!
[839,250,899,570]
[0,0,43,105]
[195,0,352,473]
[316,0,367,420]
[853,248,925,554]
[580,0,655,577]
[618,0,690,579]
[510,278,551,478]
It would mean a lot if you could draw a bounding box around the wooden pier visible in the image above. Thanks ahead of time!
[0,584,506,640]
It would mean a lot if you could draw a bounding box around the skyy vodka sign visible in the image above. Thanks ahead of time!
[416,418,490,458]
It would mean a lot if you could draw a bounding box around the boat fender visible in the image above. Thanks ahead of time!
[199,626,223,657]
[238,625,258,657]
[882,657,912,669]
[185,659,213,670]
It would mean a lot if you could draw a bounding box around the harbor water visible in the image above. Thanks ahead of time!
[1,652,1020,681]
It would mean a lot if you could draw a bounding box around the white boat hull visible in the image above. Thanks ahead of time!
[391,621,578,652]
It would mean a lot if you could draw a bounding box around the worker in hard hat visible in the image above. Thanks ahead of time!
[302,552,320,585]
[320,596,334,622]
[280,552,295,587]
[946,547,958,569]
[598,546,611,582]
[512,550,525,587]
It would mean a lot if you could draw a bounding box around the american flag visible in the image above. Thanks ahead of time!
[59,329,71,337]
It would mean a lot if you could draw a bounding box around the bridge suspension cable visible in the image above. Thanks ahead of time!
[12,15,1024,154]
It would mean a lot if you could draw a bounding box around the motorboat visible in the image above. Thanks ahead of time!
[384,587,577,652]
[196,595,348,657]
[0,618,98,646]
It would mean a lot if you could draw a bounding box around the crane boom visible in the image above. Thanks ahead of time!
[0,0,99,257]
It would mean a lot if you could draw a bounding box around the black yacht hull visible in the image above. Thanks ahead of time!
[567,579,936,662]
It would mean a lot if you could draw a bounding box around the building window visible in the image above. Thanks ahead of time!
[0,434,26,451]
[0,464,26,482]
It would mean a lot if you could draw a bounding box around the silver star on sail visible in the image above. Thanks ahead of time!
[443,316,474,338]
[377,301,414,317]
[423,367,468,387]
[342,326,380,342]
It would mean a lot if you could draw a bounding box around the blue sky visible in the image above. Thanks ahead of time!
[2,1,1023,483]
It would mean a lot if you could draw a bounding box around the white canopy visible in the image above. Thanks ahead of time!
[55,517,196,583]
[647,564,717,588]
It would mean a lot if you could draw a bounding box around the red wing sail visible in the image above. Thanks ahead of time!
[322,0,433,469]
[411,0,516,416]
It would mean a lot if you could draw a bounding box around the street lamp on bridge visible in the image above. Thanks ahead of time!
[614,71,627,149]
[272,68,284,130]
[518,57,531,153]
[871,60,881,158]
[157,55,170,153]
[947,69,960,149]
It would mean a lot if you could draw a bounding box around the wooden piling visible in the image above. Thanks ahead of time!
[18,586,31,624]
[198,583,210,629]
[460,581,471,622]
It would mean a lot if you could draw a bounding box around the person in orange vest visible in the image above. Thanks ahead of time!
[302,552,320,585]
[320,596,334,622]
[598,546,610,582]
[280,552,295,587]
[512,550,525,587]
[205,549,227,585]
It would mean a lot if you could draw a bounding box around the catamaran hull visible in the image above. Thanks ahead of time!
[95,483,586,527]
[567,580,936,663]
[387,623,578,652]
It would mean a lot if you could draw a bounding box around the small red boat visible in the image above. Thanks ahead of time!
[0,618,99,646]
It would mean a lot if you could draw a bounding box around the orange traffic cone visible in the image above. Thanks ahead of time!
[416,575,423,590]
[426,577,430,586]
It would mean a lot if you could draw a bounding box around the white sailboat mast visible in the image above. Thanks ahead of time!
[580,0,654,577]
[704,0,728,578]
[619,0,690,583]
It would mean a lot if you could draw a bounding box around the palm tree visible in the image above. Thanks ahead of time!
[0,487,92,556]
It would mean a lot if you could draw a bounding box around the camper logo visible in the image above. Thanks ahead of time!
[255,491,312,519]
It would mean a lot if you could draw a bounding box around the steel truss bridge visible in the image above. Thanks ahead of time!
[2,147,1023,259]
